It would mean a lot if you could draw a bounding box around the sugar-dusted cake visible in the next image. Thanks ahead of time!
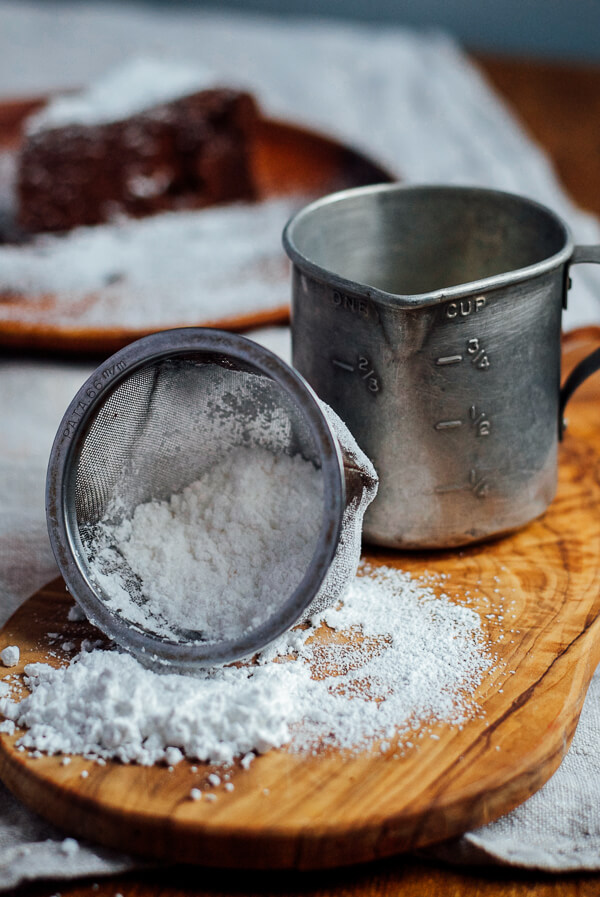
[17,59,260,233]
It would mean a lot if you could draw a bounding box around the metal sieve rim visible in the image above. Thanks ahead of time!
[46,327,346,669]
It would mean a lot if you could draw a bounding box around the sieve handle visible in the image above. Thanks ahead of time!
[559,246,600,437]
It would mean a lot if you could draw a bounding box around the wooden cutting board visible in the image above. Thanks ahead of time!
[0,330,599,871]
[0,96,392,355]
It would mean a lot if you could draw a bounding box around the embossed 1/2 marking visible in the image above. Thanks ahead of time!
[470,404,491,436]
[331,355,380,393]
[434,419,463,430]
[434,406,491,436]
[435,468,491,498]
[436,354,463,366]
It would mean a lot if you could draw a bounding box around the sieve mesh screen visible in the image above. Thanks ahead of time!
[72,355,324,644]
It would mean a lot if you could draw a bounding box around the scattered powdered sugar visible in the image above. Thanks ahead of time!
[85,447,323,642]
[1,645,20,667]
[285,563,494,751]
[67,605,87,623]
[60,838,79,858]
[0,197,299,328]
[27,58,218,133]
[0,564,495,765]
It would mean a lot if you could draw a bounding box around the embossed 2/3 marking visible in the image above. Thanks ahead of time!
[331,359,354,373]
[331,355,380,393]
[435,468,491,499]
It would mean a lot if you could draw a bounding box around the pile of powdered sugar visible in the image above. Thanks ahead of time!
[0,197,298,328]
[0,563,496,765]
[85,446,323,642]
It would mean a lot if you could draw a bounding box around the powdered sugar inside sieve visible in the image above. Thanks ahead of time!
[47,329,377,669]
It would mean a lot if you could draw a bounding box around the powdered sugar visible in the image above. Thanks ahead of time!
[85,447,323,642]
[1,646,19,667]
[1,650,305,765]
[27,58,217,133]
[0,197,299,328]
[1,563,495,765]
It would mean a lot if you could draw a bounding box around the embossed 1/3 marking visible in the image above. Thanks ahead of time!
[331,355,380,393]
[435,468,491,499]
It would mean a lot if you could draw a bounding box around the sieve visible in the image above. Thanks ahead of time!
[46,328,377,671]
[285,183,600,548]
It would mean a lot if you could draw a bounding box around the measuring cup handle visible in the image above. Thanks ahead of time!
[559,245,600,438]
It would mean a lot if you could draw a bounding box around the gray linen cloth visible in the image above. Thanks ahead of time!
[1,2,600,886]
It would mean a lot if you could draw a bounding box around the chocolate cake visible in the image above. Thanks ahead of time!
[17,61,260,233]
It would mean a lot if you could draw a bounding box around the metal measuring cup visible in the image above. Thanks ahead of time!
[283,184,600,548]
[46,328,378,669]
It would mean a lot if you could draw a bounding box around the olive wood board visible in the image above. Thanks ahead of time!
[0,95,392,355]
[1,330,599,871]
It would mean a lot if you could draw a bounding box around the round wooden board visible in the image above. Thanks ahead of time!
[0,96,392,355]
[1,333,600,870]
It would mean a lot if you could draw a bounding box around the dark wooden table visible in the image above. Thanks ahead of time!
[18,53,600,897]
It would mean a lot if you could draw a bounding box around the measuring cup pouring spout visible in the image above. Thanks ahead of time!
[284,184,600,549]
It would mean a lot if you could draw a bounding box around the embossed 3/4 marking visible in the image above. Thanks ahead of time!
[435,468,491,498]
[331,355,380,393]
[466,337,490,369]
[445,296,486,319]
[435,338,490,371]
[436,354,463,366]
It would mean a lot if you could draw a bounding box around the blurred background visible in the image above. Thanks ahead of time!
[53,0,600,61]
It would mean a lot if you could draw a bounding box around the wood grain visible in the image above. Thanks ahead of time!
[1,332,600,872]
[0,101,391,356]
